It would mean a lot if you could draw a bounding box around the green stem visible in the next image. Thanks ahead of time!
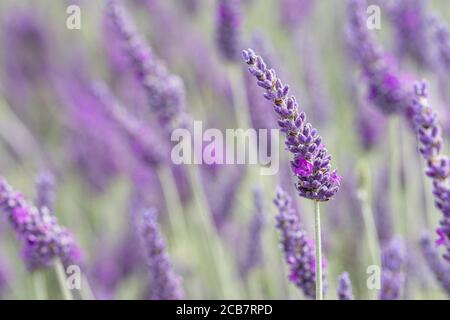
[358,159,381,270]
[389,117,403,235]
[156,165,189,241]
[54,260,73,300]
[314,201,323,300]
[32,271,47,300]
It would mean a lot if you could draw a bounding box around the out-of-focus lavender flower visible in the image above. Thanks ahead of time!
[35,171,55,213]
[1,8,53,120]
[374,168,392,245]
[91,82,167,168]
[429,16,450,71]
[180,0,201,15]
[346,0,412,115]
[211,165,246,229]
[244,35,278,132]
[0,257,9,298]
[300,39,334,125]
[106,0,187,131]
[356,103,386,151]
[420,233,450,297]
[61,76,127,193]
[411,81,450,262]
[243,49,341,202]
[388,0,433,69]
[273,187,326,298]
[240,187,265,277]
[279,0,314,32]
[0,178,82,271]
[216,0,242,62]
[139,208,184,300]
[337,272,353,300]
[349,78,386,151]
[379,238,405,300]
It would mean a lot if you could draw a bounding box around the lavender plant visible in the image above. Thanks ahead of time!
[139,208,184,300]
[410,81,450,262]
[274,187,326,299]
[243,48,339,300]
[0,178,82,271]
[379,238,405,300]
[337,272,354,300]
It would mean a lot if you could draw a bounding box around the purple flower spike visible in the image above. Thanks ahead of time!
[420,233,450,297]
[411,81,450,262]
[216,0,242,61]
[240,187,265,277]
[346,0,412,115]
[429,16,450,71]
[337,272,354,300]
[379,238,405,300]
[243,49,340,201]
[91,82,168,168]
[35,171,55,213]
[273,187,327,298]
[106,0,187,131]
[139,208,184,300]
[0,178,82,271]
[389,0,433,69]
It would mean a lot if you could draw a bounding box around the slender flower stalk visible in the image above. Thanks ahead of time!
[273,187,326,299]
[0,178,82,271]
[314,201,323,300]
[139,208,184,300]
[411,81,450,262]
[420,233,450,297]
[379,238,405,300]
[337,272,354,300]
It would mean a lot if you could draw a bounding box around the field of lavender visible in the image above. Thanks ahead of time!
[0,0,450,301]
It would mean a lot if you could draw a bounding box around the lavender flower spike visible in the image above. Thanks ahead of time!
[216,0,242,61]
[106,0,187,130]
[243,49,340,202]
[139,208,184,300]
[240,187,265,277]
[337,272,354,300]
[273,187,326,298]
[346,0,411,115]
[420,233,450,297]
[35,171,55,213]
[411,81,450,262]
[379,238,405,300]
[0,178,82,271]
